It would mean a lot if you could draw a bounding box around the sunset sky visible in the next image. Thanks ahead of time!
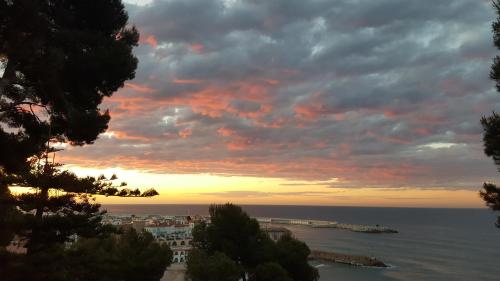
[58,0,500,207]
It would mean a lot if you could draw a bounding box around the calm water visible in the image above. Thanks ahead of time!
[103,205,500,281]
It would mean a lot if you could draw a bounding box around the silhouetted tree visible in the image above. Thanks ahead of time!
[0,0,156,247]
[187,249,242,281]
[480,182,500,228]
[481,0,500,228]
[65,229,172,281]
[0,0,143,249]
[0,2,170,280]
[0,0,139,173]
[191,220,210,250]
[206,204,261,266]
[0,180,19,247]
[249,262,293,281]
[1,229,172,281]
[11,158,158,253]
[274,234,319,281]
[191,203,319,281]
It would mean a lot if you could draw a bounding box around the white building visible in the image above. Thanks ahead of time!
[162,238,193,263]
[144,224,192,240]
[171,247,190,263]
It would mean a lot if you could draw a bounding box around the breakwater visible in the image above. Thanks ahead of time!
[309,250,387,267]
[256,217,398,233]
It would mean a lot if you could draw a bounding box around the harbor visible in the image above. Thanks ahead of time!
[256,217,398,234]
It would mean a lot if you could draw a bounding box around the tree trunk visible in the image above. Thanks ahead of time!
[28,187,48,254]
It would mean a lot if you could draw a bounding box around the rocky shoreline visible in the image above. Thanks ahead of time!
[309,250,387,268]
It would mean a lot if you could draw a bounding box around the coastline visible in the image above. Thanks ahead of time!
[309,250,387,268]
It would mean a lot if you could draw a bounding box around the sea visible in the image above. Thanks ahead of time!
[102,204,500,281]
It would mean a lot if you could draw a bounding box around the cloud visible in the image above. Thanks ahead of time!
[195,190,332,198]
[60,0,500,190]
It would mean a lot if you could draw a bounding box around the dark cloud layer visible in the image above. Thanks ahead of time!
[61,0,500,189]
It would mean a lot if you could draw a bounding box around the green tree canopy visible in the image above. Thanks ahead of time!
[66,229,172,281]
[275,234,319,281]
[249,262,293,281]
[191,203,319,281]
[1,229,172,281]
[205,204,261,265]
[187,249,243,281]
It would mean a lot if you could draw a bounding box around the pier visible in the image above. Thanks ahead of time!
[309,250,387,267]
[256,217,398,233]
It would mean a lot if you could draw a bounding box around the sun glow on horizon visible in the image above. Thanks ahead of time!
[61,165,485,208]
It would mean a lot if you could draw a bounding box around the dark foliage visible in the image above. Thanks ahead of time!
[480,183,500,228]
[65,229,172,281]
[481,113,500,170]
[191,203,319,281]
[1,230,172,281]
[0,1,171,280]
[0,181,24,247]
[481,1,500,228]
[275,234,319,281]
[249,262,293,281]
[205,204,261,265]
[6,160,158,253]
[0,0,138,173]
[187,249,242,281]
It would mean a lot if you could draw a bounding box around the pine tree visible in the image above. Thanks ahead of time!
[0,0,139,173]
[481,1,500,228]
[13,154,158,253]
[0,1,172,280]
[190,204,319,281]
[0,0,152,248]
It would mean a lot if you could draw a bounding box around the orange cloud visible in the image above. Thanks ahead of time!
[228,104,273,120]
[217,127,234,137]
[262,78,280,85]
[190,43,204,53]
[124,82,157,93]
[294,102,328,119]
[383,111,398,118]
[413,127,431,136]
[178,128,193,139]
[141,35,158,48]
[172,79,204,84]
[104,130,152,142]
[163,79,275,119]
[217,127,254,151]
[58,146,431,188]
[106,96,162,116]
[367,131,411,145]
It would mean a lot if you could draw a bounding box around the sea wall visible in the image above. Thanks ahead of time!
[257,217,398,233]
[309,250,387,267]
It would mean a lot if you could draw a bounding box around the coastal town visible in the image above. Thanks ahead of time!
[102,214,199,264]
[101,213,395,269]
[101,214,295,265]
[6,211,396,270]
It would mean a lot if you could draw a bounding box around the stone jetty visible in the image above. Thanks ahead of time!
[256,217,398,234]
[309,250,387,267]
